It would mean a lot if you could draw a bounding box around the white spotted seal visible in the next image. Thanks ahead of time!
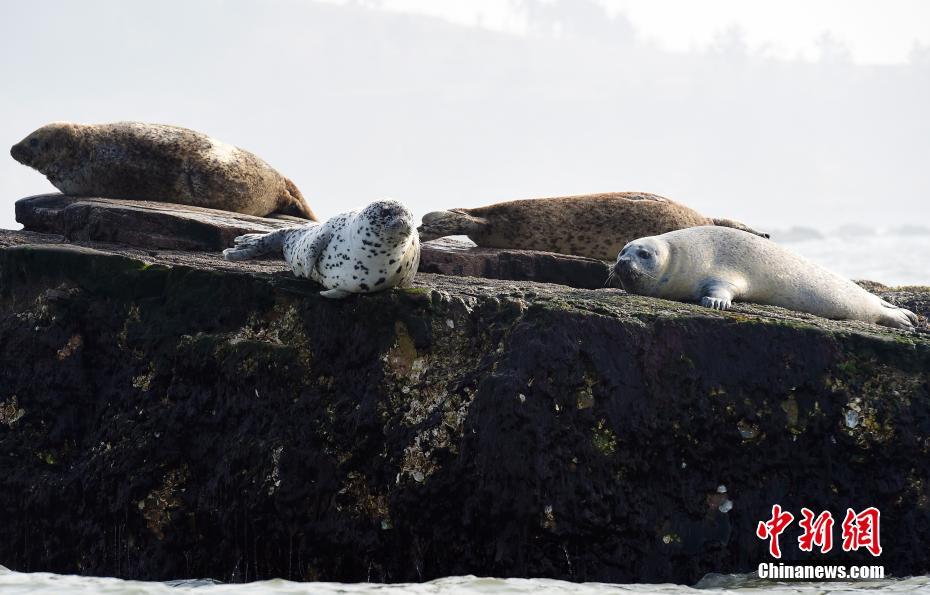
[612,226,917,329]
[223,200,419,298]
[417,192,768,261]
[10,122,316,220]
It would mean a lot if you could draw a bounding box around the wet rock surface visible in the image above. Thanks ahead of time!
[418,237,610,289]
[15,193,304,252]
[0,227,929,585]
[15,195,611,289]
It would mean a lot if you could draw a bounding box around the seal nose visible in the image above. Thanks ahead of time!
[10,142,30,164]
[612,256,642,290]
[377,202,412,231]
[613,255,632,274]
[386,216,411,232]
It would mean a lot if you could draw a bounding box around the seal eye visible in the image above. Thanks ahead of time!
[29,139,39,147]
[638,249,651,259]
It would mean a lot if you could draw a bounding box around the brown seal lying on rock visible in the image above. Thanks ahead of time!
[10,122,316,220]
[417,192,767,261]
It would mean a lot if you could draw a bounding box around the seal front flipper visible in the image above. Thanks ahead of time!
[319,288,352,299]
[287,223,334,276]
[699,280,736,310]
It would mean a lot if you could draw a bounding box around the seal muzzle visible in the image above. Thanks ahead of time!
[10,141,32,165]
[613,257,647,292]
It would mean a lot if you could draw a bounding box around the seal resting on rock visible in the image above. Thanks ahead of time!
[417,192,767,261]
[10,122,316,220]
[612,226,918,329]
[223,200,419,298]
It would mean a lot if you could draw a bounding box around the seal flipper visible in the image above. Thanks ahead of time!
[275,178,318,221]
[699,280,735,310]
[289,224,333,275]
[417,209,488,241]
[319,288,353,299]
[877,299,917,329]
[711,218,770,239]
[223,228,292,261]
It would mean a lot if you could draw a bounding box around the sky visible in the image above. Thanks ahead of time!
[1,0,929,238]
[338,0,930,64]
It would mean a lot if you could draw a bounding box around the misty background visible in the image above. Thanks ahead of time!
[1,0,928,282]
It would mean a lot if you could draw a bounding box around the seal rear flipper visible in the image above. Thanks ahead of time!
[276,178,318,221]
[417,209,487,241]
[877,300,918,329]
[223,228,290,261]
[711,218,770,239]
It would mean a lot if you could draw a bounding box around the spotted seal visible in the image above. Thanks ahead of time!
[223,199,419,298]
[10,122,316,219]
[417,192,767,261]
[612,226,917,329]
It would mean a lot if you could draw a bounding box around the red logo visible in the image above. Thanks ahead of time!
[841,507,882,556]
[756,505,881,557]
[798,508,834,553]
[756,504,795,558]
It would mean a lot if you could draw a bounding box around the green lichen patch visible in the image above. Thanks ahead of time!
[592,419,618,456]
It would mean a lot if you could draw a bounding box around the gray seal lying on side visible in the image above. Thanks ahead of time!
[10,122,316,219]
[417,192,767,261]
[223,200,419,299]
[612,226,917,329]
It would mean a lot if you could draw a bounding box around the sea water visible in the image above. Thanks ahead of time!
[772,228,930,287]
[3,231,928,594]
[4,568,930,594]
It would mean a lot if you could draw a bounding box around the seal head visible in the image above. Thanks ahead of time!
[362,199,415,238]
[611,237,671,296]
[11,123,88,190]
